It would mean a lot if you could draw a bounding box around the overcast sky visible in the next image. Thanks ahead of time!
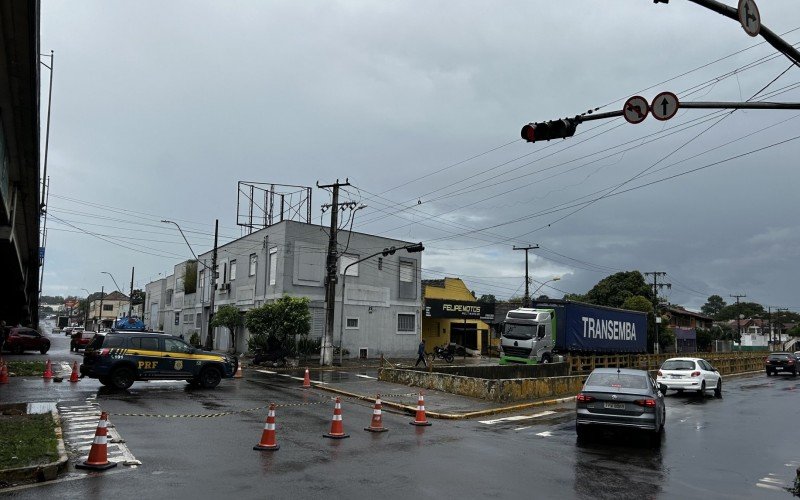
[40,1,800,313]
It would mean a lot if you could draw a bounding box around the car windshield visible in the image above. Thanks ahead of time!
[769,354,790,360]
[504,323,535,340]
[661,360,696,371]
[586,372,649,390]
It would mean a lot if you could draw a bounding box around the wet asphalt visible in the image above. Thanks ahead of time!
[1,327,799,499]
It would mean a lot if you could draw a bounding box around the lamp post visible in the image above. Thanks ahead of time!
[102,271,123,325]
[97,286,105,332]
[337,242,425,366]
[531,277,561,300]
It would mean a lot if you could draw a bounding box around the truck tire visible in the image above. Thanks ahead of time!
[199,366,222,389]
[110,366,135,390]
[541,353,552,364]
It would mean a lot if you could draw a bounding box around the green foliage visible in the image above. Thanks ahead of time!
[477,294,496,304]
[0,414,58,469]
[189,332,201,347]
[658,326,675,352]
[570,271,652,308]
[211,305,243,349]
[700,295,727,318]
[695,327,715,351]
[245,296,311,353]
[130,289,146,305]
[184,261,198,294]
[788,325,800,338]
[39,295,65,305]
[622,295,653,313]
[715,301,765,321]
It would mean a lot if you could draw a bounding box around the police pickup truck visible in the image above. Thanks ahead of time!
[80,331,238,390]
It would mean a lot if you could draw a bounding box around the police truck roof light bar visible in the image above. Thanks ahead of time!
[520,118,578,143]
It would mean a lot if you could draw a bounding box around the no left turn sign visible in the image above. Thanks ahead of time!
[651,92,679,121]
[623,96,649,124]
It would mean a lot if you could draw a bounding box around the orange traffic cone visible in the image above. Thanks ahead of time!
[410,393,432,426]
[302,367,311,388]
[234,362,243,379]
[364,394,388,433]
[323,397,350,439]
[0,362,9,385]
[76,412,118,471]
[42,359,53,380]
[253,403,280,451]
[69,361,80,383]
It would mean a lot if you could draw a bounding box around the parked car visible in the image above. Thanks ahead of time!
[575,367,666,444]
[656,357,722,397]
[70,331,95,352]
[765,352,798,376]
[3,327,50,354]
[80,331,238,390]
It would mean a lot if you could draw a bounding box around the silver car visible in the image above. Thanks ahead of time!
[576,368,666,443]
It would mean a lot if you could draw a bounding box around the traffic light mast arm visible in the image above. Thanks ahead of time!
[656,0,800,68]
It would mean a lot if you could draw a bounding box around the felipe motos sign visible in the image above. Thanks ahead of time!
[425,299,494,320]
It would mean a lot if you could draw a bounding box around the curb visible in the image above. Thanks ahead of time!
[0,409,69,484]
[309,383,575,420]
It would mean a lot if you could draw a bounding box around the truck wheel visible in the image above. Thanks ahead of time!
[110,367,135,390]
[199,367,222,389]
[444,353,454,363]
[541,354,552,364]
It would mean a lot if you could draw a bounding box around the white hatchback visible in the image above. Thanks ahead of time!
[656,357,722,397]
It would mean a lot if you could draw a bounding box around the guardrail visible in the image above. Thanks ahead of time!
[567,352,766,375]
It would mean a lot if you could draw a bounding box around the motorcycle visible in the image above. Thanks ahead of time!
[252,348,289,367]
[431,344,455,363]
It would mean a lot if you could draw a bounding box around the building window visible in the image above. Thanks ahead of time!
[199,270,205,292]
[103,304,113,312]
[269,247,278,285]
[230,260,237,280]
[399,260,413,283]
[346,318,359,329]
[397,313,415,334]
[195,313,201,327]
[174,312,180,325]
[339,254,359,276]
[249,253,257,276]
[166,289,173,306]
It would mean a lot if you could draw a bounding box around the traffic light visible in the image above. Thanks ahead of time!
[405,242,424,253]
[520,118,577,143]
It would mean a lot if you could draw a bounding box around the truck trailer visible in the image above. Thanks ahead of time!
[499,299,647,365]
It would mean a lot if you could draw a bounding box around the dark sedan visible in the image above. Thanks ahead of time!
[3,327,50,354]
[765,352,798,376]
[575,367,666,444]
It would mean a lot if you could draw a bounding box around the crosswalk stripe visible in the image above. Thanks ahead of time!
[479,411,556,425]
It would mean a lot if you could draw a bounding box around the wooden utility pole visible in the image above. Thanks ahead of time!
[729,293,746,342]
[205,219,219,350]
[128,267,135,317]
[645,272,670,353]
[513,245,538,307]
[318,179,350,366]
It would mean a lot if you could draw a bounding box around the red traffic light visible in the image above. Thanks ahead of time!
[521,119,577,143]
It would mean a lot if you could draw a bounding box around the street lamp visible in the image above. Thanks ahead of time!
[161,220,199,261]
[81,288,91,328]
[337,242,425,366]
[531,277,561,299]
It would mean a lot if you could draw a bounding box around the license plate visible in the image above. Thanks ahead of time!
[604,402,625,410]
[669,374,682,378]
[775,367,783,370]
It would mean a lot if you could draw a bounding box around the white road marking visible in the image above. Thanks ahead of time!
[514,426,532,431]
[536,431,553,437]
[255,369,328,384]
[355,374,376,379]
[256,369,276,374]
[479,411,556,425]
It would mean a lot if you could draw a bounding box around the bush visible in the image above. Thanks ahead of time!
[189,332,201,347]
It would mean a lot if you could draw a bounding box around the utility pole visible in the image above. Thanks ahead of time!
[97,286,105,332]
[205,219,219,350]
[774,307,788,349]
[513,245,539,307]
[317,179,351,366]
[128,267,135,317]
[645,272,671,353]
[729,293,746,342]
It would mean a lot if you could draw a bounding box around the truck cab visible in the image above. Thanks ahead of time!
[499,308,556,364]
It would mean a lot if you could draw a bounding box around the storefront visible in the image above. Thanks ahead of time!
[422,298,495,352]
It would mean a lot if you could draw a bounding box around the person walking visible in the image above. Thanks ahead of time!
[415,339,427,367]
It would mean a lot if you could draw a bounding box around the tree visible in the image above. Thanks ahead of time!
[184,261,197,294]
[477,294,496,304]
[130,289,145,305]
[788,325,800,338]
[716,302,765,321]
[577,271,652,308]
[695,327,714,352]
[700,295,727,318]
[211,305,243,352]
[245,296,311,354]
